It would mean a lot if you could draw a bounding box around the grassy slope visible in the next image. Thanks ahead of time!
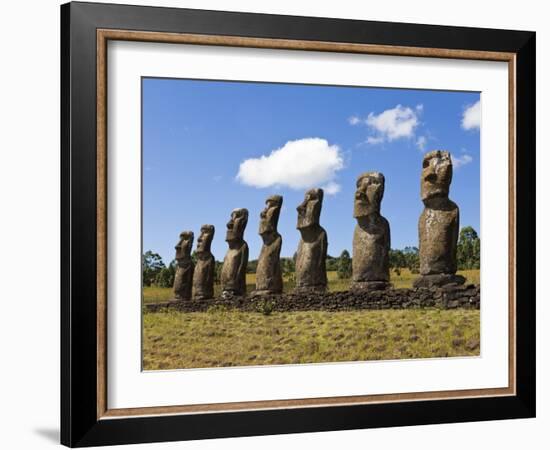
[143,269,480,303]
[143,308,480,370]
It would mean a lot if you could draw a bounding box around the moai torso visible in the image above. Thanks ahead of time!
[295,189,328,292]
[221,208,249,296]
[295,228,328,290]
[256,234,283,294]
[418,201,459,275]
[174,263,194,300]
[173,231,194,301]
[193,256,216,299]
[255,195,283,295]
[220,242,249,295]
[351,172,390,287]
[352,216,390,283]
[192,224,216,300]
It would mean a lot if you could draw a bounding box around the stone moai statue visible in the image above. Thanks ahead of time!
[294,188,328,292]
[351,172,391,291]
[413,150,465,288]
[253,195,283,296]
[220,208,249,296]
[173,231,194,301]
[192,224,216,300]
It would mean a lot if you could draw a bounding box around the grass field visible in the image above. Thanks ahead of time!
[143,269,480,303]
[142,268,480,370]
[143,308,480,370]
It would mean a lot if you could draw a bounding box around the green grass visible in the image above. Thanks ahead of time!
[143,269,480,303]
[143,308,480,370]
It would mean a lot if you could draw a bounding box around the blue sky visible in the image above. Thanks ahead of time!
[142,78,480,264]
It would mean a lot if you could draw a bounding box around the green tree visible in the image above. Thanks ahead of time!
[247,259,258,274]
[326,254,339,271]
[281,257,296,284]
[142,251,165,286]
[457,226,480,270]
[337,249,352,279]
[389,247,419,274]
[281,257,295,274]
[403,246,420,273]
[154,259,176,288]
[389,249,405,270]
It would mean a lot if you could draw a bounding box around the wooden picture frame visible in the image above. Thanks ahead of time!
[61,1,535,447]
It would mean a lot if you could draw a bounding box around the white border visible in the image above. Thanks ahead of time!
[107,41,509,409]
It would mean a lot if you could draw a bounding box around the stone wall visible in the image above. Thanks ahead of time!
[145,284,480,313]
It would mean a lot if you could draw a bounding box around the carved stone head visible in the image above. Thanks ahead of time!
[196,224,215,254]
[226,208,248,242]
[354,172,385,218]
[297,188,323,230]
[421,150,453,202]
[175,231,194,261]
[259,195,283,236]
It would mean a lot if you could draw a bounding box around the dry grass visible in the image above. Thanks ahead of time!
[143,269,480,303]
[142,308,480,370]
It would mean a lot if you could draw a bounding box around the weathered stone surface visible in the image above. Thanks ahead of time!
[172,231,194,301]
[192,224,216,300]
[351,172,391,291]
[221,208,249,297]
[253,195,283,296]
[414,273,465,288]
[295,188,328,293]
[350,281,390,292]
[146,284,480,313]
[414,150,465,288]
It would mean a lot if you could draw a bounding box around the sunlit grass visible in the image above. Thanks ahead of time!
[142,308,480,370]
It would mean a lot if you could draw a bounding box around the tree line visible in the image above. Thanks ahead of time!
[143,226,480,287]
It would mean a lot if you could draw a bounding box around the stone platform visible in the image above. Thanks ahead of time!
[145,284,480,313]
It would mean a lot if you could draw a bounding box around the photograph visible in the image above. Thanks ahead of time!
[141,78,482,370]
[57,2,536,446]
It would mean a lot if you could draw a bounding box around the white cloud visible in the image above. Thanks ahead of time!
[323,181,341,195]
[236,138,344,191]
[416,136,427,151]
[348,116,361,125]
[461,100,481,130]
[363,104,421,144]
[452,154,473,169]
[366,136,385,145]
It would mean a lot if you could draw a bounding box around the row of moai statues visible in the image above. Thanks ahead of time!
[172,150,465,301]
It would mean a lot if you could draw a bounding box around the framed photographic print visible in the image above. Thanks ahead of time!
[61,1,536,447]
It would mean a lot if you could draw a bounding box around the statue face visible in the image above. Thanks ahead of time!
[354,172,385,218]
[175,231,194,260]
[421,150,453,201]
[259,195,283,235]
[297,188,323,230]
[226,208,248,242]
[196,225,215,253]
